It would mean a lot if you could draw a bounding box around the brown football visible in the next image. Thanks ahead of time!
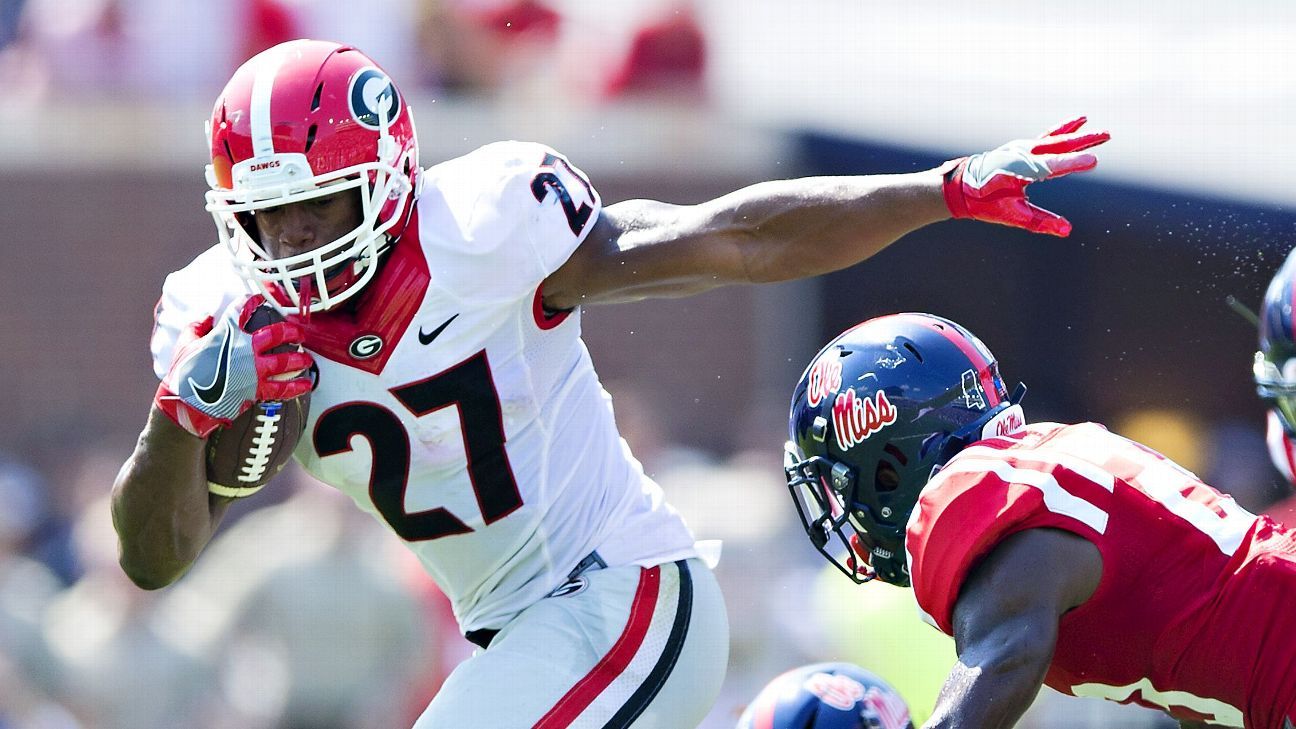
[205,305,311,497]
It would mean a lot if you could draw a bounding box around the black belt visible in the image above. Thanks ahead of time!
[465,550,606,650]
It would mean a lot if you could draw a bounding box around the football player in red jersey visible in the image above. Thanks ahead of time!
[785,313,1296,729]
[110,39,1108,727]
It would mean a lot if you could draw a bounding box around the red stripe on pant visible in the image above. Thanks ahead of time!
[533,566,662,728]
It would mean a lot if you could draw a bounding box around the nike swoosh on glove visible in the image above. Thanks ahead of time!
[942,116,1110,237]
[155,295,313,438]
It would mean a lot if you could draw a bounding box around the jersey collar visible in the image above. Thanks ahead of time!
[291,210,429,375]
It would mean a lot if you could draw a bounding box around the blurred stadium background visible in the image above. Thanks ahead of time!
[0,0,1292,727]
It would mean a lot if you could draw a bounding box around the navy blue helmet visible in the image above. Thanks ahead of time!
[1256,248,1296,435]
[736,662,912,729]
[785,313,1025,586]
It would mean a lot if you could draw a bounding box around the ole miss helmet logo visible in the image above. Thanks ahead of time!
[832,389,898,450]
[806,356,844,408]
[803,672,866,711]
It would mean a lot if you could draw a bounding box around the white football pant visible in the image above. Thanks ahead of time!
[415,558,729,728]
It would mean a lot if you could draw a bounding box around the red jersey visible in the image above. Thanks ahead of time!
[906,422,1296,728]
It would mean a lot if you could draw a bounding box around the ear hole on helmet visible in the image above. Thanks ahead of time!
[305,124,318,153]
[222,139,234,164]
[875,461,900,492]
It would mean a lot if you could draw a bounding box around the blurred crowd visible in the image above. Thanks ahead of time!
[0,0,709,105]
[0,382,1287,728]
[0,434,464,729]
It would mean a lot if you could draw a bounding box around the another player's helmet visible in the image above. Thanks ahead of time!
[785,313,1025,586]
[1256,247,1296,434]
[205,39,421,313]
[736,662,912,729]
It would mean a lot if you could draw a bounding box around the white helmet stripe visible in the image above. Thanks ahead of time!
[250,48,288,158]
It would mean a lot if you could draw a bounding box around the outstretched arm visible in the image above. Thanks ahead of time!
[924,528,1103,729]
[543,118,1108,309]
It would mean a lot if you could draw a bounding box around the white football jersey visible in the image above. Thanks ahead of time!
[153,141,701,632]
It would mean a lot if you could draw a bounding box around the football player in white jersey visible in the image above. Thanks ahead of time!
[110,39,1108,727]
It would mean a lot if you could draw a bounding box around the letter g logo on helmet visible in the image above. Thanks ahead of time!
[349,67,402,130]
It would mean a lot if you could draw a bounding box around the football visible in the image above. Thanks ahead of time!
[205,305,311,497]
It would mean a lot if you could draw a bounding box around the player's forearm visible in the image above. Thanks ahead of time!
[111,405,231,589]
[543,169,948,309]
[706,169,949,284]
[923,657,1048,729]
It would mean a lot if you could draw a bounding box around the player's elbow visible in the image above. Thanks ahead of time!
[117,553,182,590]
[115,537,192,590]
[121,568,175,591]
[110,501,191,590]
[969,621,1056,680]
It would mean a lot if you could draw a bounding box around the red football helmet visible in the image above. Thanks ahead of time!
[205,39,421,313]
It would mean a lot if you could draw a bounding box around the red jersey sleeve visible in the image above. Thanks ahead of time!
[906,425,1112,634]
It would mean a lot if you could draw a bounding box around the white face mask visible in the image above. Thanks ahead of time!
[203,46,419,314]
[206,149,414,314]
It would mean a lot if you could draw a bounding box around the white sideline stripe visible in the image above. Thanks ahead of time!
[939,458,1109,534]
[250,50,287,158]
[957,445,1116,492]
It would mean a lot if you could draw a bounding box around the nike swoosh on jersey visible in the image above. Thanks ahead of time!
[418,314,459,345]
[189,321,234,406]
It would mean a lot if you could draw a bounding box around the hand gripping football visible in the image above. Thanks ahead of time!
[205,305,311,497]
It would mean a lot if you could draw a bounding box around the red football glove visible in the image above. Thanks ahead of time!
[942,117,1110,237]
[154,295,314,438]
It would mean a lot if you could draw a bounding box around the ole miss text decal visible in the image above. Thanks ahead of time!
[806,356,843,408]
[833,389,897,450]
